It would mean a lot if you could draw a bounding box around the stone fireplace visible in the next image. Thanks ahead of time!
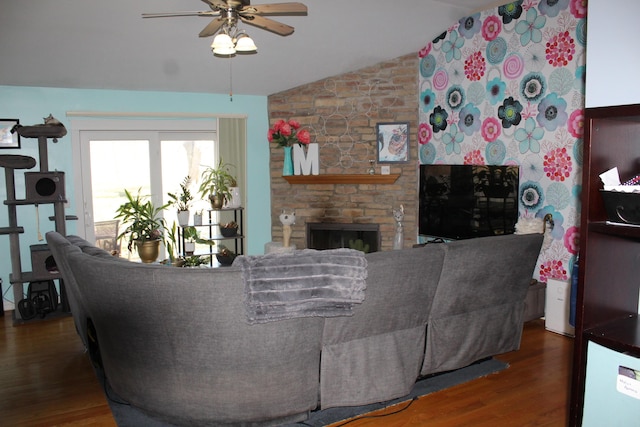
[267,52,419,252]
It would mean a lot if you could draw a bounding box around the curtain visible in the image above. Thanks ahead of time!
[218,117,247,251]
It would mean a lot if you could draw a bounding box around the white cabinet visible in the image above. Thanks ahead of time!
[545,278,574,336]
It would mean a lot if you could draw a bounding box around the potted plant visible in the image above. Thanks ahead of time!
[183,226,216,256]
[198,159,236,209]
[168,176,193,226]
[163,221,185,266]
[182,255,210,268]
[183,226,199,255]
[220,220,238,237]
[114,188,169,263]
[216,245,236,266]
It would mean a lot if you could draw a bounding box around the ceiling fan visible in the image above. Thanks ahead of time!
[142,0,308,38]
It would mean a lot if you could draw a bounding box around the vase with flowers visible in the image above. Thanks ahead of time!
[268,119,311,176]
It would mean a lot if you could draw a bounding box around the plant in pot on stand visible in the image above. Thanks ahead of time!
[181,226,215,266]
[216,245,236,266]
[183,225,216,254]
[115,188,169,263]
[198,159,236,210]
[168,176,194,227]
[183,226,199,256]
[164,221,185,267]
[220,221,239,237]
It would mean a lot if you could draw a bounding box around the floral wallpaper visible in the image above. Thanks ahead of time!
[418,0,587,282]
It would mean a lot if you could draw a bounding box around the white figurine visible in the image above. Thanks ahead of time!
[393,205,404,250]
[279,210,296,247]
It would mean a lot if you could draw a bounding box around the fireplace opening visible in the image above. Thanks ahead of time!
[307,223,380,253]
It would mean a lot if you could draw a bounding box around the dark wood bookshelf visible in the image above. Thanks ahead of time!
[570,103,640,425]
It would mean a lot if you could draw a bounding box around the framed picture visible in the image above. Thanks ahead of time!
[0,119,20,149]
[376,122,409,163]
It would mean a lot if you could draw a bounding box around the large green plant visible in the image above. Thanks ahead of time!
[198,159,236,209]
[115,188,169,251]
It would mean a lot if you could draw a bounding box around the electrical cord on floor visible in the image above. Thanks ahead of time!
[299,397,419,427]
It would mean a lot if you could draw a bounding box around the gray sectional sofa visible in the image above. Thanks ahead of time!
[46,231,543,426]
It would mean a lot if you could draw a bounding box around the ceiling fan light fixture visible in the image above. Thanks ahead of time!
[142,0,308,59]
[213,45,236,56]
[211,33,234,50]
[235,34,257,53]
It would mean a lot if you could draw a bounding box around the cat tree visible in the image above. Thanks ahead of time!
[0,119,72,322]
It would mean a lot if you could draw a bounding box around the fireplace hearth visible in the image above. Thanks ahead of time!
[307,223,380,253]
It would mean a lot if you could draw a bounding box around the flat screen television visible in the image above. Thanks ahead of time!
[418,164,520,240]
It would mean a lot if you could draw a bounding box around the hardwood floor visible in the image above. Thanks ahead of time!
[0,313,572,426]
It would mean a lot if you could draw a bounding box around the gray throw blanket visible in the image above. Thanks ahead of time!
[233,248,367,324]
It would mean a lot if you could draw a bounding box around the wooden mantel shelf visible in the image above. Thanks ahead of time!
[283,174,400,184]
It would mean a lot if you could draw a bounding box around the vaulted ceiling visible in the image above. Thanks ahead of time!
[0,0,507,96]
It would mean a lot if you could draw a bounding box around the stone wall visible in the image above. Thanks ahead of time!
[267,53,419,251]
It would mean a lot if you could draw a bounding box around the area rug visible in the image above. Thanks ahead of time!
[101,358,507,427]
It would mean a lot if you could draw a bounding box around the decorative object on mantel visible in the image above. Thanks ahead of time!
[393,204,404,250]
[282,146,294,176]
[368,160,375,175]
[268,119,311,177]
[293,142,319,175]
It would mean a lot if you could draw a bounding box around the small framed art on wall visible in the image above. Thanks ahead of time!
[0,119,20,149]
[376,122,409,163]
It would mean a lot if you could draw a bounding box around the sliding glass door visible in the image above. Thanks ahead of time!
[72,119,218,260]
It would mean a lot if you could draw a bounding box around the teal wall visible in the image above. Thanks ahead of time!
[0,85,271,306]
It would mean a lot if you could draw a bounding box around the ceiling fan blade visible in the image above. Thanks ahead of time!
[240,14,295,36]
[246,3,308,16]
[142,11,219,18]
[199,18,226,37]
[200,0,229,9]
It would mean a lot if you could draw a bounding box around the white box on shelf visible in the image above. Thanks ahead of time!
[545,278,575,336]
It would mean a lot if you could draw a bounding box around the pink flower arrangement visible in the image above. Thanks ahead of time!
[267,119,311,148]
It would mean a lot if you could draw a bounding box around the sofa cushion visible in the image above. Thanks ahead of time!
[421,233,543,375]
[320,244,446,408]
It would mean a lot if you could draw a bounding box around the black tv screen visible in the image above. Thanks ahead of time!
[418,164,520,240]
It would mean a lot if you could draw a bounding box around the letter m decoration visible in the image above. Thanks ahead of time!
[292,143,319,175]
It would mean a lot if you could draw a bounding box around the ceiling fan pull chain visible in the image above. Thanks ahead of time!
[229,58,233,102]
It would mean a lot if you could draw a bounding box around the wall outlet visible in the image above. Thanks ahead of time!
[381,165,390,175]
